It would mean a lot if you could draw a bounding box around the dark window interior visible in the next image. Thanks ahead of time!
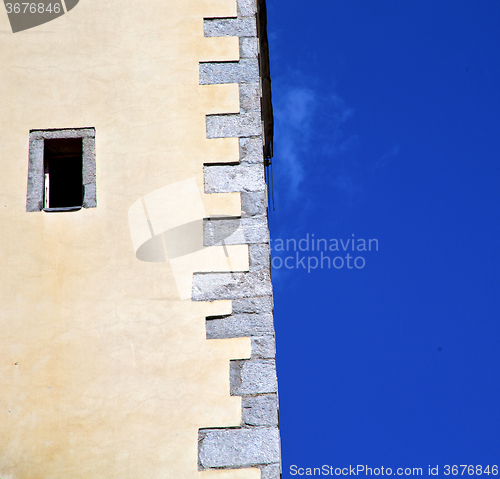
[44,138,83,208]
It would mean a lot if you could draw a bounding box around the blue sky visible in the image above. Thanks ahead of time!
[267,1,500,475]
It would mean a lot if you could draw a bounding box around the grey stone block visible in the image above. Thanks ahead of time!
[241,191,267,217]
[203,216,241,245]
[239,137,264,164]
[204,18,256,37]
[232,296,273,315]
[83,182,97,209]
[237,0,257,17]
[200,59,260,85]
[249,243,270,271]
[242,395,278,426]
[207,112,262,139]
[206,312,275,339]
[251,336,275,359]
[193,270,273,301]
[260,463,282,479]
[204,216,269,246]
[240,82,261,112]
[199,428,280,468]
[231,359,278,395]
[240,37,259,59]
[26,138,44,212]
[82,136,97,208]
[29,128,95,140]
[204,164,265,193]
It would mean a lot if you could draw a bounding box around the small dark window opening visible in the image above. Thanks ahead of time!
[27,127,96,213]
[44,138,83,209]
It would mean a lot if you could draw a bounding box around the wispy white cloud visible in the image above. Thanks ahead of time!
[273,85,315,199]
[273,78,356,203]
[269,77,363,270]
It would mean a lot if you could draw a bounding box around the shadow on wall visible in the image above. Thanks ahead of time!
[128,178,243,300]
[4,0,79,33]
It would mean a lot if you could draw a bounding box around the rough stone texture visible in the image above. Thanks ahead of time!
[193,270,272,301]
[29,128,95,140]
[204,164,265,193]
[241,191,267,217]
[26,128,96,212]
[199,428,280,469]
[242,395,278,426]
[82,136,97,208]
[232,296,273,315]
[206,112,262,139]
[237,0,257,17]
[239,137,265,164]
[204,216,269,246]
[240,83,261,112]
[240,37,259,59]
[249,243,270,271]
[260,463,281,479]
[200,59,259,85]
[250,336,275,359]
[206,312,274,339]
[230,360,278,395]
[204,18,256,37]
[26,138,44,212]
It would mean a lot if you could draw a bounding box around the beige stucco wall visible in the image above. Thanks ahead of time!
[0,1,258,477]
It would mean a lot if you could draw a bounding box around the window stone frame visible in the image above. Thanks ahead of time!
[26,127,96,212]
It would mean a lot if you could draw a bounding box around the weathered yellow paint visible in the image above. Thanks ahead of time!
[205,192,242,217]
[201,84,241,115]
[199,36,240,62]
[0,0,252,477]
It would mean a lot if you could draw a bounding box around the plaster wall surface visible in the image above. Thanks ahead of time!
[0,0,272,477]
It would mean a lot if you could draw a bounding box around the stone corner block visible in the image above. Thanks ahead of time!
[204,164,265,194]
[240,36,259,59]
[206,312,275,340]
[200,59,260,86]
[207,112,262,139]
[239,137,264,164]
[232,295,274,314]
[251,335,276,359]
[203,216,269,246]
[240,82,261,112]
[192,270,273,301]
[260,463,282,479]
[198,427,280,469]
[231,359,278,395]
[204,18,257,38]
[237,0,257,17]
[242,394,279,426]
[249,243,271,271]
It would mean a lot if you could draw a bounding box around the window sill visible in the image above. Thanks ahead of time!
[43,206,82,213]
